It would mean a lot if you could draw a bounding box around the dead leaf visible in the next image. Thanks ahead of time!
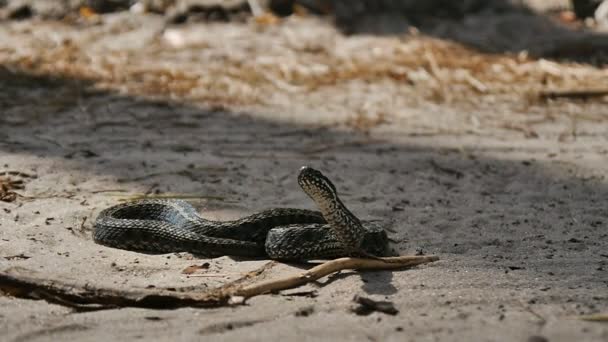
[254,12,280,26]
[181,263,211,274]
[79,7,98,18]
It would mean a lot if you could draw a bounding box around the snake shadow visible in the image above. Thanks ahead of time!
[316,270,397,296]
[281,260,396,295]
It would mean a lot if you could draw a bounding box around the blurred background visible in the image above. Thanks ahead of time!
[2,0,607,135]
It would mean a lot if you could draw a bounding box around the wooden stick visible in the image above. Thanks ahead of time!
[0,255,438,309]
[234,255,439,298]
[578,313,608,322]
[247,0,264,16]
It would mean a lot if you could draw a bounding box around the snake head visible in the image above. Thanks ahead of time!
[298,166,338,200]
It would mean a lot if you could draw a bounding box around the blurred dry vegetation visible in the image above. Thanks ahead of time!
[1,0,607,137]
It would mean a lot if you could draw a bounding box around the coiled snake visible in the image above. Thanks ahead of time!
[93,167,389,260]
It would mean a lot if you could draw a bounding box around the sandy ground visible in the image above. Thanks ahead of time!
[1,10,608,342]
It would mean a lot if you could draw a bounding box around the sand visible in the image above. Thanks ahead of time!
[1,10,607,342]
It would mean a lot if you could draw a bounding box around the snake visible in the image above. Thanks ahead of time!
[93,166,389,260]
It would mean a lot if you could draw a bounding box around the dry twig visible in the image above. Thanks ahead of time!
[0,171,34,202]
[233,255,438,298]
[0,255,438,310]
[579,313,608,322]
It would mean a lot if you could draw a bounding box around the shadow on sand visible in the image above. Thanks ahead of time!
[0,66,606,300]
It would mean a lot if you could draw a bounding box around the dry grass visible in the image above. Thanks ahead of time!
[1,15,607,135]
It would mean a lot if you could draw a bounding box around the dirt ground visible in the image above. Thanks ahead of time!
[1,7,608,342]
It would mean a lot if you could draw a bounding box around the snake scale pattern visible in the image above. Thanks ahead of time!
[93,166,389,260]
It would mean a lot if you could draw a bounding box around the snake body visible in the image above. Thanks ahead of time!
[93,167,389,260]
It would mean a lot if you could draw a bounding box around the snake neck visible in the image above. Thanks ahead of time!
[316,196,366,250]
